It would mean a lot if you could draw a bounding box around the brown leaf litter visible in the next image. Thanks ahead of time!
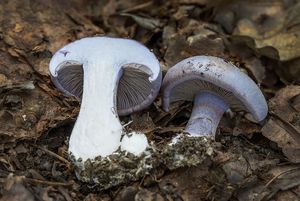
[0,0,300,200]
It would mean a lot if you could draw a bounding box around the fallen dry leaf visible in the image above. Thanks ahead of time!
[163,20,225,67]
[230,1,300,61]
[1,175,34,201]
[262,85,300,163]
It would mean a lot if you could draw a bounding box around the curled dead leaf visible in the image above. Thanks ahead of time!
[120,13,162,32]
[262,85,300,163]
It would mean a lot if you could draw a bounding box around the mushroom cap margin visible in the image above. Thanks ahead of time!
[161,56,268,122]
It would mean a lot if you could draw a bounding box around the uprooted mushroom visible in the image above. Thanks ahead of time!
[49,36,162,161]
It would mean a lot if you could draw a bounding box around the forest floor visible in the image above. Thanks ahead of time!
[0,0,300,201]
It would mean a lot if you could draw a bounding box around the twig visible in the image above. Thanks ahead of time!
[120,1,153,13]
[263,166,300,189]
[24,177,73,187]
[144,126,185,134]
[269,112,300,144]
[32,144,71,167]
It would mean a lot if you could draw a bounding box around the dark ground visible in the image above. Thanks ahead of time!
[0,0,300,200]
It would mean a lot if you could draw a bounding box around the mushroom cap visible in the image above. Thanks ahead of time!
[49,36,161,116]
[161,56,268,122]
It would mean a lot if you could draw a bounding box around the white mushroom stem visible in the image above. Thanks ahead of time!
[185,92,229,136]
[68,59,123,161]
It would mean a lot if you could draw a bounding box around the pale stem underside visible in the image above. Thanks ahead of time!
[185,92,229,137]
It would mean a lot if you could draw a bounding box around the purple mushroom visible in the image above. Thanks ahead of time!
[49,37,161,161]
[162,56,268,137]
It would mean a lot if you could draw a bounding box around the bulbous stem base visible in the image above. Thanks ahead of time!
[185,92,229,137]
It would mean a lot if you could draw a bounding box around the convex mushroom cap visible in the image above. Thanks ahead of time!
[49,36,162,161]
[162,56,268,136]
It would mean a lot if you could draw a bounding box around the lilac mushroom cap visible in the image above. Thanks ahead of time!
[49,37,161,161]
[161,56,268,137]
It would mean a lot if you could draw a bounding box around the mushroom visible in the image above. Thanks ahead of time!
[49,37,161,161]
[161,56,268,137]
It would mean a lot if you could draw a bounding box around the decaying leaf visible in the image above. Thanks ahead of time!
[84,193,111,201]
[163,20,225,67]
[234,19,300,61]
[120,13,162,32]
[237,165,300,201]
[225,0,300,61]
[279,57,300,83]
[243,57,266,85]
[1,175,34,201]
[262,85,300,163]
[0,80,75,147]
